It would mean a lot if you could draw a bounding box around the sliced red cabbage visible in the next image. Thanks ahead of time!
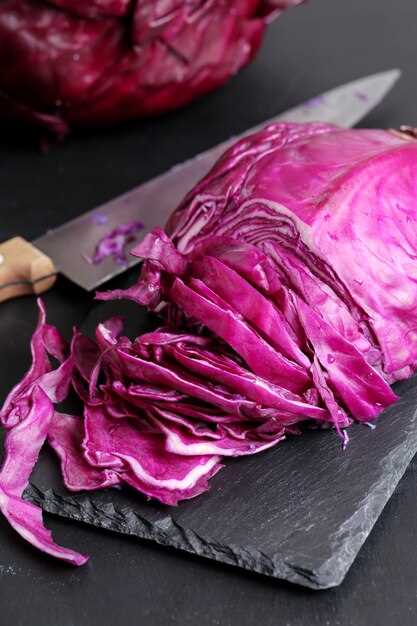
[190,254,309,367]
[3,122,417,566]
[295,295,397,420]
[170,277,310,393]
[0,387,88,565]
[152,412,284,457]
[115,345,277,419]
[83,405,222,505]
[48,412,120,492]
[1,300,52,427]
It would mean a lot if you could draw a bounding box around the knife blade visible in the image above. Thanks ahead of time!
[0,69,401,301]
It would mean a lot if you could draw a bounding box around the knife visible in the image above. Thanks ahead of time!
[0,69,401,303]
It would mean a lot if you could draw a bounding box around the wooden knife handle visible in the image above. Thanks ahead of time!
[0,237,57,303]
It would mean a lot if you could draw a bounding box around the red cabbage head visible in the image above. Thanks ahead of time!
[0,0,303,136]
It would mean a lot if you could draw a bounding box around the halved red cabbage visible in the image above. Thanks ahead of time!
[3,122,417,565]
[165,122,417,382]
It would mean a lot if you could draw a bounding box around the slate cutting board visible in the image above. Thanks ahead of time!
[25,374,417,590]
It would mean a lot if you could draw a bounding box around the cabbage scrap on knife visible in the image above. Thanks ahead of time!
[2,122,417,563]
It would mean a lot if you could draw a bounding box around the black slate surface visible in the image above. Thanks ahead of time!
[24,373,417,590]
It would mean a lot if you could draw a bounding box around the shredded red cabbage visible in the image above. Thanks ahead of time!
[88,220,144,266]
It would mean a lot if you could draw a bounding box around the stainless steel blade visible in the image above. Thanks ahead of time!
[35,69,401,291]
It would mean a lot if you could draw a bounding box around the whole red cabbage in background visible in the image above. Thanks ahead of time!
[0,0,303,136]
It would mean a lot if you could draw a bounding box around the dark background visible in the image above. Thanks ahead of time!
[1,0,417,624]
